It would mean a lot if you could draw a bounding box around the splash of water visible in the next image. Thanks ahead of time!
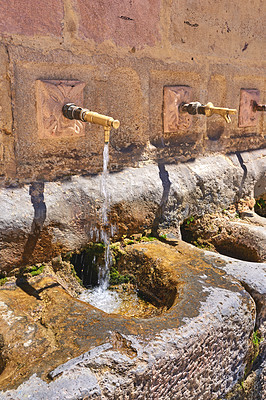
[79,287,122,314]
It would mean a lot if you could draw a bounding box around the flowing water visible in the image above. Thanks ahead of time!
[79,142,122,313]
[99,142,111,290]
[78,144,161,316]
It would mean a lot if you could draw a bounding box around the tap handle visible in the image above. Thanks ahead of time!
[252,101,266,112]
[63,103,120,129]
[62,103,120,143]
[204,102,237,123]
[180,101,237,123]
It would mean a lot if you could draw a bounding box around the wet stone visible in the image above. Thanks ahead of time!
[0,241,259,399]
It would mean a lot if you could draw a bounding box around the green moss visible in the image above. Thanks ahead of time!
[192,240,213,251]
[84,242,105,255]
[255,198,266,209]
[252,330,263,362]
[123,239,135,245]
[0,277,7,286]
[63,251,73,261]
[109,266,133,285]
[186,216,195,225]
[139,236,157,242]
[70,264,83,285]
[26,264,45,276]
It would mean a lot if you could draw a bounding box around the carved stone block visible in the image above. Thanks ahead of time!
[36,80,86,139]
[163,86,192,133]
[238,89,260,128]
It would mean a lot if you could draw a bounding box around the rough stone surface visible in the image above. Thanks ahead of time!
[77,0,161,47]
[0,241,257,399]
[181,211,266,262]
[0,149,265,273]
[169,0,265,60]
[0,0,63,36]
[199,248,266,400]
[0,1,264,184]
[0,44,15,181]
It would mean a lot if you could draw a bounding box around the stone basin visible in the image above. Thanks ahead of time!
[0,240,261,399]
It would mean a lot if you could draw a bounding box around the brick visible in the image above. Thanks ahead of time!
[0,0,64,36]
[76,0,161,47]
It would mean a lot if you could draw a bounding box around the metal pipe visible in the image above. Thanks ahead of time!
[62,103,120,143]
[252,101,266,112]
[179,101,237,123]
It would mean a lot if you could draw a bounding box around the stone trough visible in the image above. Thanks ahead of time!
[0,240,265,399]
[0,149,265,399]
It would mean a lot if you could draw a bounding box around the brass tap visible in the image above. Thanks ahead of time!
[62,103,120,143]
[180,101,237,123]
[252,101,266,112]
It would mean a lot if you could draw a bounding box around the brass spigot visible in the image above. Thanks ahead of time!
[252,101,266,112]
[62,103,120,143]
[180,101,237,123]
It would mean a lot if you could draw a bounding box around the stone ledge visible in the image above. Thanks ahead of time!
[0,149,265,273]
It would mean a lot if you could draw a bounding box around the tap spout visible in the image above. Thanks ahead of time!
[180,101,237,123]
[62,103,120,143]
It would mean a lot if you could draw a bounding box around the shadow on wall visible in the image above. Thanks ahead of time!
[151,162,172,236]
[21,182,47,266]
[234,151,248,210]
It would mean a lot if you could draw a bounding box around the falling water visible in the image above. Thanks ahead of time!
[79,142,122,313]
[99,142,111,290]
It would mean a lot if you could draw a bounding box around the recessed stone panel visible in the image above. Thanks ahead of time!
[36,80,86,139]
[238,89,260,128]
[163,86,192,133]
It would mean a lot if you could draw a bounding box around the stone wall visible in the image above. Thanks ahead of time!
[0,150,265,273]
[0,0,265,185]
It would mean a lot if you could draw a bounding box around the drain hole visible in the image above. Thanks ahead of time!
[68,241,179,317]
[70,245,105,288]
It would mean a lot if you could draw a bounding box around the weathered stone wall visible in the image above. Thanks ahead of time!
[0,0,265,184]
[0,149,265,273]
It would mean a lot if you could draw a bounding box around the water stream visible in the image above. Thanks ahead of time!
[98,142,111,290]
[79,143,122,313]
[78,144,160,315]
